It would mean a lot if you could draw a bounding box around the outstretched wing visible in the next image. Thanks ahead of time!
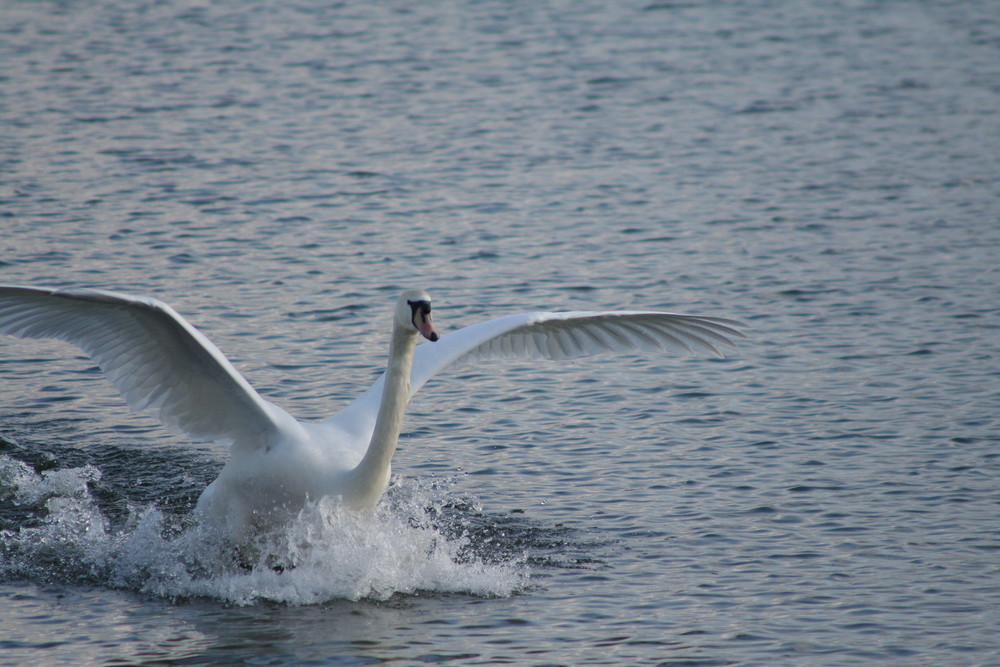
[409,310,745,395]
[329,309,745,437]
[0,285,294,447]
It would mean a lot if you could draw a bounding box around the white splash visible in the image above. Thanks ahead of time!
[0,455,527,605]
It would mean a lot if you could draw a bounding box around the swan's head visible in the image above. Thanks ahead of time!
[397,289,439,342]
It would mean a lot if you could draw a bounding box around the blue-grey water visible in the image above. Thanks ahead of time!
[2,0,999,664]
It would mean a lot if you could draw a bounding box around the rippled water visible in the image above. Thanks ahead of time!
[2,0,999,664]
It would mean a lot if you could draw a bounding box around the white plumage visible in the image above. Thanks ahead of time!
[0,285,744,541]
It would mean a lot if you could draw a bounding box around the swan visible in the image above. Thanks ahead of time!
[0,285,744,541]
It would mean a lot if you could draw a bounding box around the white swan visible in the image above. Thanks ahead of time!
[0,285,744,541]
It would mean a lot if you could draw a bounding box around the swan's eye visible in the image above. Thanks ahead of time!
[407,299,431,322]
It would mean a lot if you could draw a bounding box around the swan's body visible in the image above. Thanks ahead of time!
[0,285,744,541]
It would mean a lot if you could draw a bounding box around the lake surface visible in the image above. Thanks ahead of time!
[2,0,999,664]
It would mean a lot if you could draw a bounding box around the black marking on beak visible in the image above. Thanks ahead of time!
[407,299,438,341]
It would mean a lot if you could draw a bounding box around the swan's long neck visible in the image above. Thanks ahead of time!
[348,322,417,506]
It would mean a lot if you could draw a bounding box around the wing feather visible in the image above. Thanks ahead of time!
[0,285,294,447]
[416,310,745,393]
[329,308,746,436]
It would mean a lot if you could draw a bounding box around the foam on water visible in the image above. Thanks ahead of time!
[0,455,527,605]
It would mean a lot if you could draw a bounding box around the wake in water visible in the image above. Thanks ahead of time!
[0,452,528,605]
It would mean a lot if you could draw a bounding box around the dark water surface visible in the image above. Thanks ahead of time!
[2,0,999,664]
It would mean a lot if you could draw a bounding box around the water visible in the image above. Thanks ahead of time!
[2,0,999,663]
